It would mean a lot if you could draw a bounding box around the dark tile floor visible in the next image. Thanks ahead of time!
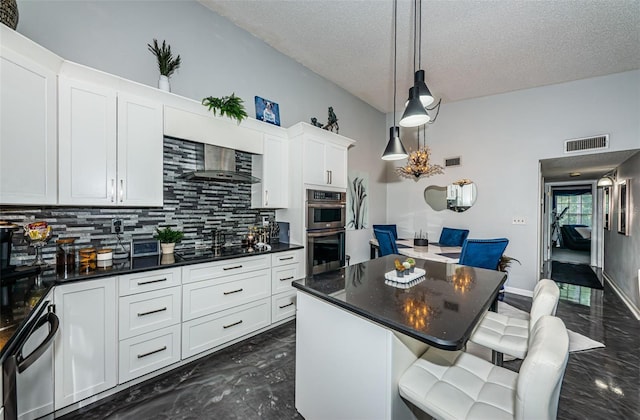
[61,281,639,420]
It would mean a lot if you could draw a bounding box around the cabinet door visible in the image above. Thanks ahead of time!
[259,134,288,208]
[117,93,164,207]
[324,143,348,188]
[58,77,117,205]
[54,278,117,410]
[303,136,327,186]
[0,47,57,205]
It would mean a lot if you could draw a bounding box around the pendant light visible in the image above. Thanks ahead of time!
[382,0,408,161]
[396,124,444,179]
[399,0,430,127]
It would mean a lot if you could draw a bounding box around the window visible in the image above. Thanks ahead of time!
[554,190,592,227]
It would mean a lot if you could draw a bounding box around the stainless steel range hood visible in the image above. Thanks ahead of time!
[184,144,261,184]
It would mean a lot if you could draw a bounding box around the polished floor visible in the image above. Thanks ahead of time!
[62,282,639,420]
[551,247,590,264]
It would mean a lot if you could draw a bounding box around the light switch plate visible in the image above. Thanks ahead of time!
[512,217,526,225]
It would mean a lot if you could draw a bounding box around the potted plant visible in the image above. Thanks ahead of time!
[498,255,521,296]
[147,39,181,92]
[202,93,248,124]
[154,226,184,254]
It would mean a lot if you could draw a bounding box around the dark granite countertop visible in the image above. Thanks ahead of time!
[293,254,506,350]
[0,242,303,361]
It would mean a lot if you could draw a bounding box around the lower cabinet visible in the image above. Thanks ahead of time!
[272,291,297,323]
[118,324,181,384]
[53,278,117,410]
[182,299,271,359]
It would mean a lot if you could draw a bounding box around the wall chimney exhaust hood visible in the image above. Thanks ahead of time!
[184,144,261,183]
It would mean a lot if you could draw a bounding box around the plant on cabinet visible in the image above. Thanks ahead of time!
[147,39,181,91]
[154,226,184,254]
[202,93,248,124]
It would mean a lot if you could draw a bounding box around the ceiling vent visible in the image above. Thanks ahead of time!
[564,134,609,154]
[444,157,461,167]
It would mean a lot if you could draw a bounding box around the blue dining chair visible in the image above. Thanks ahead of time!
[372,224,398,240]
[458,238,509,270]
[438,227,470,247]
[374,228,399,257]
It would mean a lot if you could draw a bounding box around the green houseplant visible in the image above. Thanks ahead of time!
[147,39,181,91]
[202,93,248,124]
[154,226,184,254]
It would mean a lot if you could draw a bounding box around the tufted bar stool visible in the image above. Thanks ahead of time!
[399,315,569,420]
[469,279,560,365]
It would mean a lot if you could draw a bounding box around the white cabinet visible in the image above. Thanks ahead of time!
[53,278,117,410]
[0,26,61,205]
[270,250,304,323]
[58,76,163,206]
[117,269,182,384]
[252,133,289,208]
[290,123,355,188]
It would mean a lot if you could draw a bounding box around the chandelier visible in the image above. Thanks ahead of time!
[396,125,444,179]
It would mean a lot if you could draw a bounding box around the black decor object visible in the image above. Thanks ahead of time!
[551,261,603,290]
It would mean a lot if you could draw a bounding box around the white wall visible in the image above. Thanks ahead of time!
[384,70,640,293]
[605,151,640,312]
[17,0,387,264]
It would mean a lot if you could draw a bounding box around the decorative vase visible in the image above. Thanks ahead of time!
[0,0,19,30]
[160,242,175,254]
[158,75,170,92]
[395,269,404,278]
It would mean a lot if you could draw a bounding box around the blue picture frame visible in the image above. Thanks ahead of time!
[255,96,280,126]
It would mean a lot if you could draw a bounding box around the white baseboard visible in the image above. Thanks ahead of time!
[603,271,640,321]
[505,286,533,297]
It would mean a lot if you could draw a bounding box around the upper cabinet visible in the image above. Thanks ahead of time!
[252,132,289,209]
[289,123,355,190]
[58,64,163,207]
[0,26,62,205]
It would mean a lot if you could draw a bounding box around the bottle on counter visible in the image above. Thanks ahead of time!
[56,238,76,276]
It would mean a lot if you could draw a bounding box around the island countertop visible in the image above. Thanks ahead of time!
[292,254,507,350]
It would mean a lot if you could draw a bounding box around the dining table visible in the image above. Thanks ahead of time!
[369,237,463,262]
[293,254,507,420]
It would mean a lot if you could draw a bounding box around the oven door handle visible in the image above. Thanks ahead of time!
[307,228,345,237]
[16,311,59,374]
[307,203,346,209]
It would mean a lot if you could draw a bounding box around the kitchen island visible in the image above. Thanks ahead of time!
[292,255,506,420]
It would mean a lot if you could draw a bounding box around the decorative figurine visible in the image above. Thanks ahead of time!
[310,117,324,128]
[324,106,339,134]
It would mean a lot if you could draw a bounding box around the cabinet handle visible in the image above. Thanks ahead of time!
[137,278,167,286]
[137,346,167,359]
[223,320,243,329]
[110,179,115,202]
[223,288,243,295]
[265,190,269,206]
[280,276,294,281]
[223,265,243,271]
[137,307,167,317]
[119,179,124,203]
[279,256,294,261]
[330,170,333,184]
[279,302,294,309]
[326,170,330,184]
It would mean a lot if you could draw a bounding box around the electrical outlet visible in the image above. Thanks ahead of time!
[512,217,526,225]
[111,219,122,234]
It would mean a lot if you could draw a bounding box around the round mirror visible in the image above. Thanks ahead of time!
[424,180,477,213]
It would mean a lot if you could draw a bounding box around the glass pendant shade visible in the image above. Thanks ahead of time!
[382,126,408,160]
[400,87,430,127]
[414,70,434,107]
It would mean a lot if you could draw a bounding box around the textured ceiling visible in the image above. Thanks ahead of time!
[540,149,639,182]
[199,0,640,113]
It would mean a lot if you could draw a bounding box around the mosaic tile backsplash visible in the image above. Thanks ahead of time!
[0,137,275,266]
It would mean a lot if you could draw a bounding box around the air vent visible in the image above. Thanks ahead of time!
[444,157,461,167]
[564,135,609,153]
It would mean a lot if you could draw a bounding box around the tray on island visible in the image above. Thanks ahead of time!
[384,267,426,284]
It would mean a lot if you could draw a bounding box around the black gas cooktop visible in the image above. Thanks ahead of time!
[175,246,262,262]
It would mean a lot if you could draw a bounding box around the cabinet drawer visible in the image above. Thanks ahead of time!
[183,271,270,321]
[119,268,181,296]
[182,299,271,359]
[271,264,302,294]
[271,249,303,267]
[272,291,297,323]
[118,324,180,384]
[182,255,270,284]
[119,287,181,339]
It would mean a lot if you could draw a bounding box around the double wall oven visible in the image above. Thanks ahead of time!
[306,189,346,275]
